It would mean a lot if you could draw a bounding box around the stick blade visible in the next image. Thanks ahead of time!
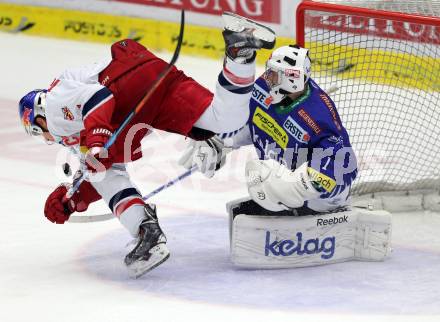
[68,213,114,223]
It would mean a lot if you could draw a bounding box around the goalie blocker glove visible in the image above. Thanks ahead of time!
[245,159,321,212]
[178,136,230,178]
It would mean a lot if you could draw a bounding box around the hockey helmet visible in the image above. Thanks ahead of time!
[264,45,311,104]
[18,89,47,136]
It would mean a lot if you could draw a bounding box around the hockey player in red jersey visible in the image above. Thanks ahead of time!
[18,13,276,278]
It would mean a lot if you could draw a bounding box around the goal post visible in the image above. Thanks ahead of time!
[296,0,440,211]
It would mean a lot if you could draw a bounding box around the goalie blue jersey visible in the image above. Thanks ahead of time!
[248,76,358,199]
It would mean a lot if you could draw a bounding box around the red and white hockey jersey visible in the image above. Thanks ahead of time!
[44,39,214,163]
[45,59,111,144]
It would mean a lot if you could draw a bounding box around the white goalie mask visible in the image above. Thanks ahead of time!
[264,45,311,104]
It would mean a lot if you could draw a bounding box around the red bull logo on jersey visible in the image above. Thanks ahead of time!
[283,116,310,143]
[62,107,74,121]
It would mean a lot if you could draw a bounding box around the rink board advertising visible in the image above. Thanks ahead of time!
[0,2,293,64]
[0,2,438,90]
[114,0,281,23]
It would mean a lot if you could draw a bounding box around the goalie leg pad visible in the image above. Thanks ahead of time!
[227,200,392,268]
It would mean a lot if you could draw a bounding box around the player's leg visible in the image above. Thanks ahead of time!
[89,164,169,278]
[123,203,169,278]
[111,13,274,143]
[148,13,276,140]
[168,15,277,177]
[191,12,276,134]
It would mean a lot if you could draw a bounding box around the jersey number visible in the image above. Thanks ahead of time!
[62,136,80,146]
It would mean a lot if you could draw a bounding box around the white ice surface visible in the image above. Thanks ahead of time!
[0,33,440,322]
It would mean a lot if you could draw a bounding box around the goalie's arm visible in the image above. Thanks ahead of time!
[309,136,358,199]
[218,124,253,149]
[178,124,252,178]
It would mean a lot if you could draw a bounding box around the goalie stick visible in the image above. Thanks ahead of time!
[69,82,340,223]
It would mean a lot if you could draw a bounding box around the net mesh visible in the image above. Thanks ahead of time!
[301,0,440,195]
[309,0,440,17]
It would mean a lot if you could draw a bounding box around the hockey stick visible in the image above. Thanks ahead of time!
[68,167,196,223]
[66,10,185,201]
[68,165,196,223]
[142,165,197,200]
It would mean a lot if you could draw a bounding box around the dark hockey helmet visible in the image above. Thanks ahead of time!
[18,89,47,136]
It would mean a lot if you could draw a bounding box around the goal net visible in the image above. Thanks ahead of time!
[296,0,440,210]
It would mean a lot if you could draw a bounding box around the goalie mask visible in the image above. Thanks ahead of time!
[18,89,47,136]
[264,45,311,104]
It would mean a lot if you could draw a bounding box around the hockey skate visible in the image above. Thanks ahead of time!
[125,204,170,278]
[222,11,276,63]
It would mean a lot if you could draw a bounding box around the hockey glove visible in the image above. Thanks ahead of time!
[245,160,321,212]
[44,184,75,224]
[85,128,114,172]
[44,180,102,224]
[178,136,230,178]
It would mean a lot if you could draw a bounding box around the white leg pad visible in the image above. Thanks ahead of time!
[228,205,392,268]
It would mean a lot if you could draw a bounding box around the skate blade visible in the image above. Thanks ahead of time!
[127,243,170,279]
[222,11,275,45]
